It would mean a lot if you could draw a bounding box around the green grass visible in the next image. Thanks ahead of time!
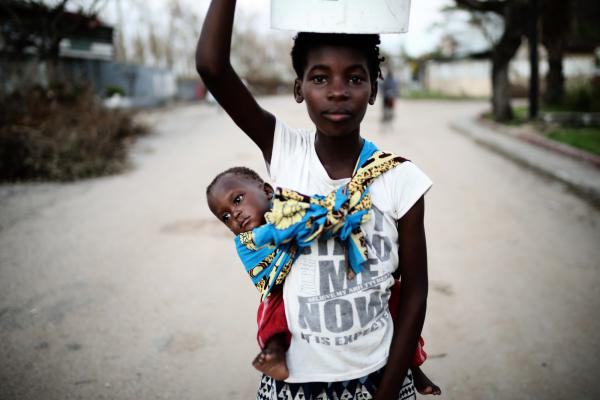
[513,105,528,121]
[482,105,529,125]
[547,127,600,156]
[505,105,529,125]
[404,89,482,101]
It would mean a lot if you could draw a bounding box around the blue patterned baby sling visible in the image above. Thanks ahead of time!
[235,140,404,302]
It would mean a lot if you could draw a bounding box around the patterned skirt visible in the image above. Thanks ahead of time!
[256,368,416,400]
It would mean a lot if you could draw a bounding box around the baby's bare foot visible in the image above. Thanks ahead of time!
[252,347,289,381]
[412,366,441,396]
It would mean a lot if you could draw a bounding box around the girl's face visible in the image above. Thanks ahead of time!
[294,45,377,139]
[207,174,273,235]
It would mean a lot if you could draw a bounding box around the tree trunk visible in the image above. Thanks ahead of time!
[492,53,516,121]
[541,0,570,105]
[544,49,565,105]
[490,0,528,122]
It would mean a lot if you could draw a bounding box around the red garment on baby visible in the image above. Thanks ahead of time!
[256,280,427,367]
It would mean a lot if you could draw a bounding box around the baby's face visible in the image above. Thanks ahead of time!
[207,174,272,235]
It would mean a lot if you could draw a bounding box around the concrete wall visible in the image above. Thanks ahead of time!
[425,55,596,97]
[425,60,490,97]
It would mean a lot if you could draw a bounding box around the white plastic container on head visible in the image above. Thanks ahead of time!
[271,0,411,34]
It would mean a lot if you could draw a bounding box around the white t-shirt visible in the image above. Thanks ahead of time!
[269,118,433,383]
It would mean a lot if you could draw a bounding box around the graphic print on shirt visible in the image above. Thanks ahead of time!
[295,206,394,347]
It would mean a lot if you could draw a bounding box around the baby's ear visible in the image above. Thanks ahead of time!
[263,182,274,199]
[293,79,304,103]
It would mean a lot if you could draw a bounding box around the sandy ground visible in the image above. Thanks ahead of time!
[1,97,599,400]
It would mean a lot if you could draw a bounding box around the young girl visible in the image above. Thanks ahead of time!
[206,166,441,395]
[197,2,433,398]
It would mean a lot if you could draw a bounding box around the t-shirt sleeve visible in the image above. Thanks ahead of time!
[268,117,306,183]
[390,162,433,220]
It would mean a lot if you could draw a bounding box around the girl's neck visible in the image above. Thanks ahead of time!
[314,130,364,180]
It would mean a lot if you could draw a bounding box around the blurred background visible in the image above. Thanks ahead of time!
[1,1,599,399]
[2,0,600,181]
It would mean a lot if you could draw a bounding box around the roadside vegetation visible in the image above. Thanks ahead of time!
[404,89,485,101]
[542,83,600,113]
[0,83,149,182]
[481,82,600,156]
[547,127,600,155]
[483,105,529,125]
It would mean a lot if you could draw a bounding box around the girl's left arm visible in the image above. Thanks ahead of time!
[374,196,428,400]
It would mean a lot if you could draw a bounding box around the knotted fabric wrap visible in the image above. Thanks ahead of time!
[235,140,404,302]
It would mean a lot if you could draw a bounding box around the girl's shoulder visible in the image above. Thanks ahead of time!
[274,118,314,149]
[270,118,316,188]
[370,161,433,220]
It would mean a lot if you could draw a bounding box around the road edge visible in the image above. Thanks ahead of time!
[450,118,600,208]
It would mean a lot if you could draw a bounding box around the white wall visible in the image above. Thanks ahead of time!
[425,55,596,97]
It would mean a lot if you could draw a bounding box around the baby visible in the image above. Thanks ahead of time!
[206,166,441,395]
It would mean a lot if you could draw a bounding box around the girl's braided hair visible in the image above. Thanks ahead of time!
[291,32,385,83]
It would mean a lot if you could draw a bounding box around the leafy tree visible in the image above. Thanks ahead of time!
[118,0,202,77]
[456,0,530,121]
[454,0,600,118]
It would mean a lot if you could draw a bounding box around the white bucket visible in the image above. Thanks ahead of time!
[271,0,411,34]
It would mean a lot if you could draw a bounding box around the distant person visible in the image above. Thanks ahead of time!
[206,165,441,395]
[196,82,207,100]
[382,70,398,122]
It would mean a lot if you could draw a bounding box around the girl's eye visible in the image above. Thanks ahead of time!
[234,194,243,204]
[312,76,326,84]
[350,76,363,84]
[222,212,231,223]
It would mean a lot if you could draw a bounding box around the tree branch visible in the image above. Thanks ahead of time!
[455,0,506,14]
[87,0,108,16]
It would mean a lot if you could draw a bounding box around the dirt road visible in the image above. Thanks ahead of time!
[1,97,599,399]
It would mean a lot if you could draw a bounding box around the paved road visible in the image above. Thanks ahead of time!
[1,97,599,400]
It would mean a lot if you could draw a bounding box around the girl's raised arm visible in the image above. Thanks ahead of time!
[196,0,276,162]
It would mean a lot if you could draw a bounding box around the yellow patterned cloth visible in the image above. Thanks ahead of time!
[235,140,404,301]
